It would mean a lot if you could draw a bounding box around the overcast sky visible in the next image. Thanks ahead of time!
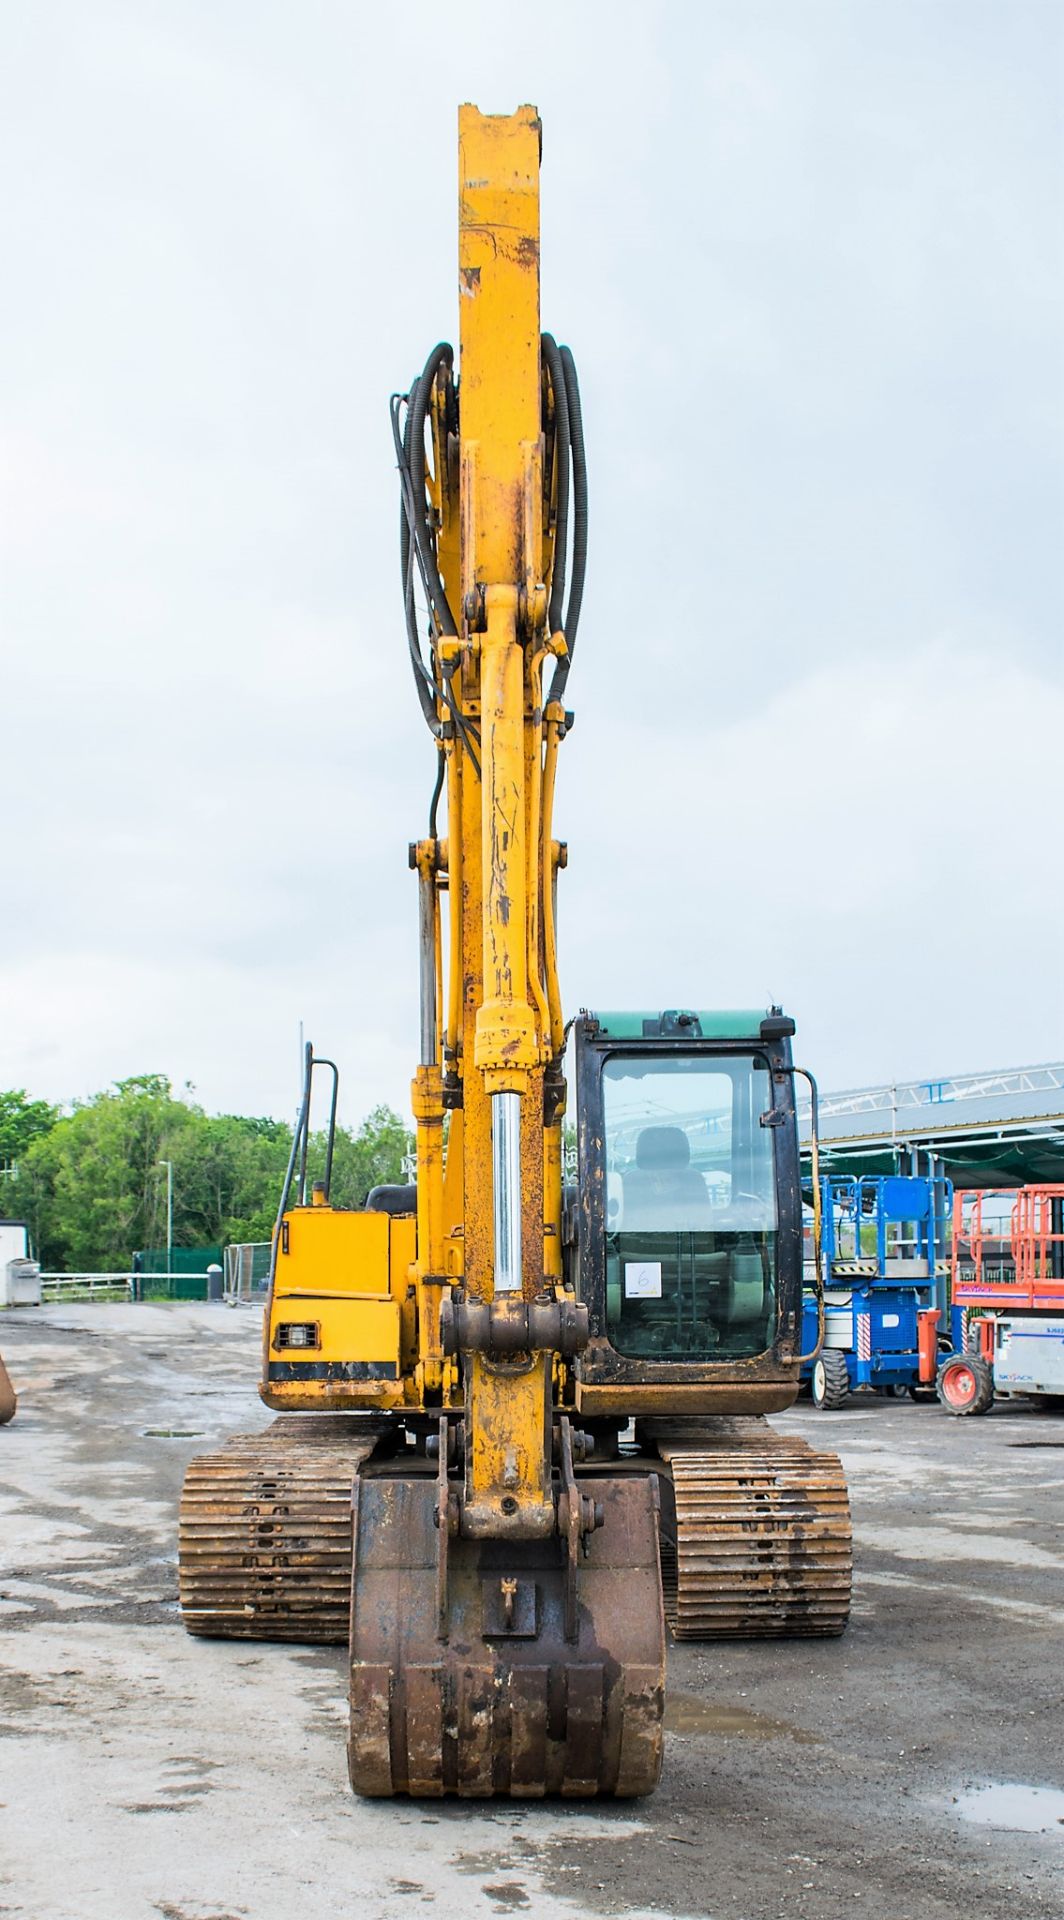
[2,0,1062,1127]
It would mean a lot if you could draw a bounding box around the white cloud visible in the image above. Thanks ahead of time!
[1,0,1061,1122]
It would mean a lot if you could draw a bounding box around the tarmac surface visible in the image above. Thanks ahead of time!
[0,1302,1061,1920]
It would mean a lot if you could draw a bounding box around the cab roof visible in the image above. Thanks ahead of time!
[584,1008,794,1042]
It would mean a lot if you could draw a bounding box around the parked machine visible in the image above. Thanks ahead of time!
[0,1352,14,1424]
[802,1175,952,1409]
[0,1221,32,1423]
[177,105,852,1800]
[937,1185,1064,1414]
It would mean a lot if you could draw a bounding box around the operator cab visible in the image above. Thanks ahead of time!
[568,1008,804,1412]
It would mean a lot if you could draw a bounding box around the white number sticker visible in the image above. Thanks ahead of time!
[625,1261,663,1300]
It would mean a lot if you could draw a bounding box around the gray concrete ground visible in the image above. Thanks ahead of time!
[0,1304,1061,1920]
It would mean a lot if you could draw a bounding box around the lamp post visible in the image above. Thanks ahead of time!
[157,1160,173,1276]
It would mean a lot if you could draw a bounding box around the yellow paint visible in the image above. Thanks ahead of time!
[263,1205,411,1410]
[463,1350,555,1536]
[453,106,557,1525]
[274,1206,393,1298]
[271,1296,400,1364]
[457,104,541,588]
[257,107,571,1499]
[473,584,538,1095]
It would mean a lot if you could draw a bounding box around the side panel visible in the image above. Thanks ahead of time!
[994,1317,1064,1395]
[263,1208,411,1409]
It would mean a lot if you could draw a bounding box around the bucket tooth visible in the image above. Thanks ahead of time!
[348,1473,665,1799]
[509,1665,549,1798]
[405,1666,446,1796]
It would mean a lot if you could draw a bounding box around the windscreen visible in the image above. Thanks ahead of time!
[601,1053,778,1359]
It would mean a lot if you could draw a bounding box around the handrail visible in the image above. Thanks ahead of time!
[270,1042,341,1291]
[793,1066,825,1365]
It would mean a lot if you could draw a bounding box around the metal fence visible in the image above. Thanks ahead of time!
[40,1273,132,1301]
[39,1270,215,1303]
[136,1245,223,1274]
[224,1242,271,1300]
[32,1249,265,1306]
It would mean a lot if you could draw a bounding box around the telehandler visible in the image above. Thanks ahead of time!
[179,104,851,1799]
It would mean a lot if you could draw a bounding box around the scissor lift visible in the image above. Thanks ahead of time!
[802,1174,952,1409]
[937,1185,1064,1415]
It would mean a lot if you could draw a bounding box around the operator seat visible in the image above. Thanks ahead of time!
[622,1126,710,1229]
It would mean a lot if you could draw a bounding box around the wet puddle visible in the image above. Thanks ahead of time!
[954,1783,1064,1833]
[664,1693,817,1743]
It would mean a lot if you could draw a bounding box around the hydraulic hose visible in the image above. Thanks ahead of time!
[394,343,460,741]
[554,343,586,694]
[541,334,571,637]
[427,745,445,838]
[397,386,441,736]
[404,344,458,641]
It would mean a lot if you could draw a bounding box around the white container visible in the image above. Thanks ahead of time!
[2,1257,41,1307]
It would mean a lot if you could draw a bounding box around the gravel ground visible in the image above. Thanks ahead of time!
[0,1303,1061,1920]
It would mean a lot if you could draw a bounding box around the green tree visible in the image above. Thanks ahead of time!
[20,1075,198,1270]
[0,1089,59,1226]
[13,1076,413,1271]
[303,1105,413,1211]
[0,1089,58,1168]
[168,1112,292,1246]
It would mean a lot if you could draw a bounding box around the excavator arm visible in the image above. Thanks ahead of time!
[347,104,666,1798]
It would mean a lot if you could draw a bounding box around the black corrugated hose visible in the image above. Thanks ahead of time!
[551,342,586,704]
[393,333,586,809]
[540,334,571,638]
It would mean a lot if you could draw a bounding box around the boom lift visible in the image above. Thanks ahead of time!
[178,105,851,1799]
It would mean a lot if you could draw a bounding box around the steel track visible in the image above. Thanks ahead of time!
[179,1416,851,1647]
[657,1427,852,1638]
[178,1417,386,1642]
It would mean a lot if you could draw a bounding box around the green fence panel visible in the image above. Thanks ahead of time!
[138,1275,210,1301]
[136,1245,222,1274]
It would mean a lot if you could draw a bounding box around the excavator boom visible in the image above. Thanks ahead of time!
[348,102,666,1798]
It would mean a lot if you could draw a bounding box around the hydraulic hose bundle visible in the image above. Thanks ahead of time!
[391,333,587,779]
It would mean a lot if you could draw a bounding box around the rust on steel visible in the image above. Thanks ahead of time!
[656,1421,852,1639]
[349,1467,665,1798]
[178,1418,387,1643]
[0,1351,15,1425]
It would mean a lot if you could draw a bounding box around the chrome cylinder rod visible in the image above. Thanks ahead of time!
[491,1091,522,1293]
[417,864,436,1067]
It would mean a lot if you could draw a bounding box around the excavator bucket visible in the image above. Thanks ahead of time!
[0,1351,16,1425]
[349,1471,665,1798]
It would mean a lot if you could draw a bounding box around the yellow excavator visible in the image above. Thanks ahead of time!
[179,104,850,1799]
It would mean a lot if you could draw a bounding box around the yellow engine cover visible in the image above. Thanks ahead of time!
[262,1206,416,1411]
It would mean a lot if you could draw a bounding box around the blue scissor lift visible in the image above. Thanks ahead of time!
[802,1174,952,1408]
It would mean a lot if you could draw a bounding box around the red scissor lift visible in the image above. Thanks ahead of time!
[938,1184,1064,1415]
